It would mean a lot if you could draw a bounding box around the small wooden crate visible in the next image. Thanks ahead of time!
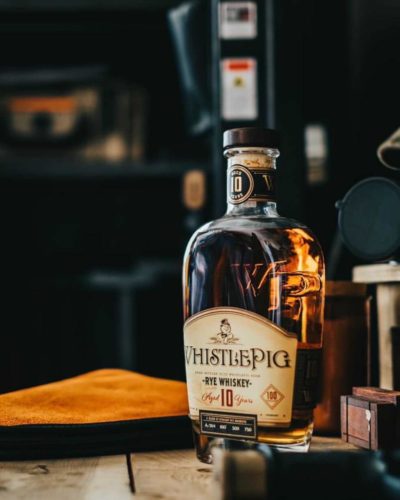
[341,387,400,450]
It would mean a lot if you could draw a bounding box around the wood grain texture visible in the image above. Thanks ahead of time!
[353,264,400,390]
[353,263,400,283]
[130,449,213,500]
[0,455,132,500]
[325,281,366,297]
[376,284,400,389]
[0,438,357,499]
[310,436,358,452]
[353,386,400,405]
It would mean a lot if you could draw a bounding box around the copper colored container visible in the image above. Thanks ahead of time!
[314,281,368,435]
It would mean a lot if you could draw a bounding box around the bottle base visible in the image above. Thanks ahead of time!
[192,417,313,464]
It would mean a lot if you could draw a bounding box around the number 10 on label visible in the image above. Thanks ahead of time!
[221,388,233,406]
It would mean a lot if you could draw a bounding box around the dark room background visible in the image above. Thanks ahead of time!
[0,0,398,393]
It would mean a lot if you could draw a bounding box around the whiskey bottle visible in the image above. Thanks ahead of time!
[183,127,324,463]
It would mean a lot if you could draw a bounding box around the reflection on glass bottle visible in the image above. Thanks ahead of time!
[183,128,324,463]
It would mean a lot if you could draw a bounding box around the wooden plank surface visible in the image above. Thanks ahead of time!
[130,449,213,500]
[0,437,357,499]
[310,436,358,452]
[375,284,400,389]
[0,455,133,500]
[353,263,400,283]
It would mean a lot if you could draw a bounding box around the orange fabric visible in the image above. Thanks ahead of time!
[0,369,189,427]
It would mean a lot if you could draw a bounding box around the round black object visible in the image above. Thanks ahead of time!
[337,177,400,261]
[223,127,280,151]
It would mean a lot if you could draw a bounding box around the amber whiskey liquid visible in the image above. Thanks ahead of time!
[183,129,324,463]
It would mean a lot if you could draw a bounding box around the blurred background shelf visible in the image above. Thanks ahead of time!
[0,159,205,179]
[0,0,211,394]
[0,0,398,399]
[0,0,182,11]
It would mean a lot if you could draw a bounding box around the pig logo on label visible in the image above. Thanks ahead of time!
[209,319,240,345]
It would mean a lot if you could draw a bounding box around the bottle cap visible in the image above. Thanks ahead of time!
[223,127,280,151]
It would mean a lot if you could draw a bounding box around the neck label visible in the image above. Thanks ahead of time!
[228,164,276,205]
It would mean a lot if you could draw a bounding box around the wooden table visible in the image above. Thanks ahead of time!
[0,437,357,499]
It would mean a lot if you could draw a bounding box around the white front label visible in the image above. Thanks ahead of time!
[184,307,297,426]
[219,2,257,39]
[221,58,258,120]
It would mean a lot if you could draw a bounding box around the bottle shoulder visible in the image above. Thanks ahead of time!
[189,214,311,239]
[184,213,323,261]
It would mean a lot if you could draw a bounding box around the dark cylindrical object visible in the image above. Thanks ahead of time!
[214,447,400,500]
[223,127,280,150]
[337,177,400,261]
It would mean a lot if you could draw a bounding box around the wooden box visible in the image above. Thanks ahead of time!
[341,387,400,450]
[314,281,368,435]
[353,263,400,390]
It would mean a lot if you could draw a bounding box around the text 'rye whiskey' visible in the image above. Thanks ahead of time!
[183,128,325,463]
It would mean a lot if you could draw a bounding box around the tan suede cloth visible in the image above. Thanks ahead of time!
[0,369,189,426]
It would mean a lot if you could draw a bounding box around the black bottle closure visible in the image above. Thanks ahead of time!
[223,127,280,151]
[215,446,400,500]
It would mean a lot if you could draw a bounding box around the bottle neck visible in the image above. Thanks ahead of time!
[224,147,279,216]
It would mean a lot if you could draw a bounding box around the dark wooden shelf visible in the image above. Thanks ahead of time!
[0,158,205,180]
[0,0,181,11]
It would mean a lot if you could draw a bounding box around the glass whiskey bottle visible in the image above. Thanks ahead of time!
[183,128,324,463]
